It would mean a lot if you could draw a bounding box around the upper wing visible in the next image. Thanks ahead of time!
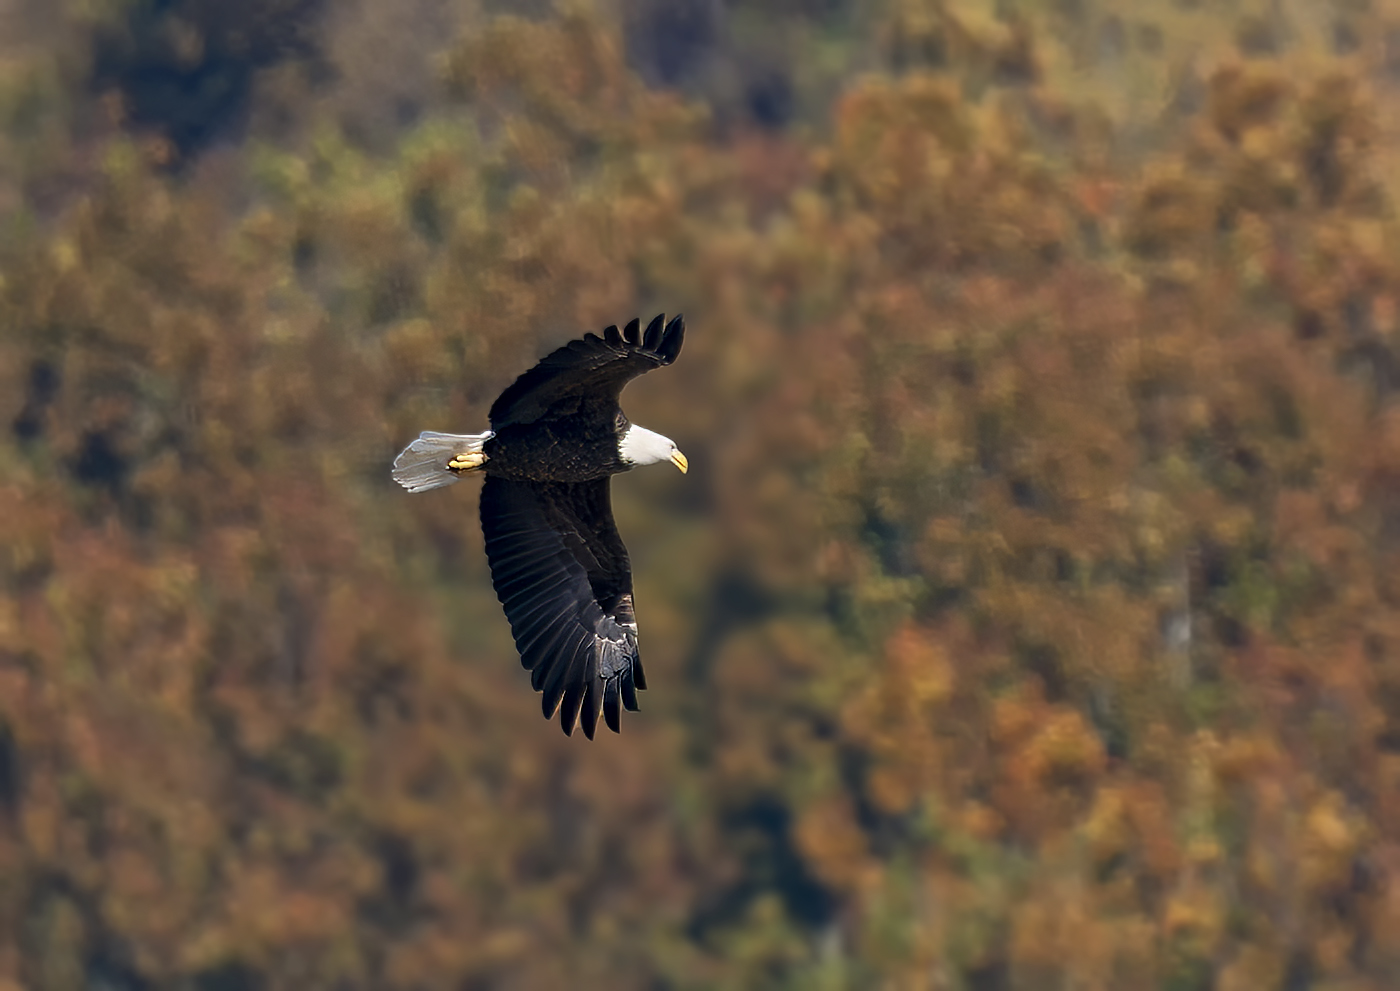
[478,475,647,738]
[488,313,685,427]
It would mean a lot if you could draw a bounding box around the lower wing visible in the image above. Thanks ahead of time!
[477,476,646,738]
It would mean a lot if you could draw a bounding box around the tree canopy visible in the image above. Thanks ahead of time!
[2,0,1400,988]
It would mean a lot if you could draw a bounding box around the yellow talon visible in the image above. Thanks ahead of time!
[449,452,487,471]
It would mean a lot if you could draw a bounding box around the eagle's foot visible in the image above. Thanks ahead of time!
[449,451,488,472]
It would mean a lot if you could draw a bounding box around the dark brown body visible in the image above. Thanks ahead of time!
[483,411,631,483]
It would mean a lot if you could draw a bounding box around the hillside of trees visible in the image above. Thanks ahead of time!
[2,0,1400,987]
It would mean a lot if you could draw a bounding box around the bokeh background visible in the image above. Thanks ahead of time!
[2,0,1400,987]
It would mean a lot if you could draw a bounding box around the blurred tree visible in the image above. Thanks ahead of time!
[88,0,327,159]
[0,0,1399,988]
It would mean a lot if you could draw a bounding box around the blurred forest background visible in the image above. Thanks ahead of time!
[2,0,1400,988]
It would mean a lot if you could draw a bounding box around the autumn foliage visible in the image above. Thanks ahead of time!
[2,0,1400,987]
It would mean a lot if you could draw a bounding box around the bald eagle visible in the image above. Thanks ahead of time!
[392,314,687,739]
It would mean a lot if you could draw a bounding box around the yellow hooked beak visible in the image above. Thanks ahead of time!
[670,450,689,474]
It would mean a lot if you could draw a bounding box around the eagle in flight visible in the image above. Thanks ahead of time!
[392,314,687,739]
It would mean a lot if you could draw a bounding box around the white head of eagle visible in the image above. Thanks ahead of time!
[619,423,689,473]
[390,313,688,741]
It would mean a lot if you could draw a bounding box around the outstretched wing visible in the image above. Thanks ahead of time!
[488,313,685,427]
[478,476,647,738]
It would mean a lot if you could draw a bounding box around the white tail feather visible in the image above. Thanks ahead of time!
[392,430,495,493]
